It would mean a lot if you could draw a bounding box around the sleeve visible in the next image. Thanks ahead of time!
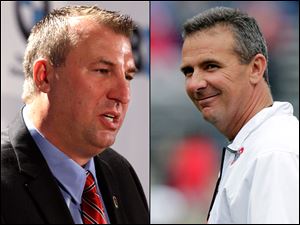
[248,150,299,224]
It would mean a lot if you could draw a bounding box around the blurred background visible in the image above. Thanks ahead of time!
[151,1,299,224]
[1,1,149,202]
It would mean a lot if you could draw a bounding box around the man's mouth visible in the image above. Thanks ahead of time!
[99,111,121,130]
[198,93,220,101]
[103,114,116,122]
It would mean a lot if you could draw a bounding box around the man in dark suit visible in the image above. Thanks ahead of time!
[1,5,149,224]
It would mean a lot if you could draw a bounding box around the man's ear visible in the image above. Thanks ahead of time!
[249,53,267,85]
[33,59,52,93]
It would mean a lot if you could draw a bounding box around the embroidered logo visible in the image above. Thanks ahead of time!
[231,147,244,165]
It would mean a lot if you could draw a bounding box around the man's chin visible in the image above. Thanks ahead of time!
[97,137,116,149]
[90,132,117,150]
[202,110,218,125]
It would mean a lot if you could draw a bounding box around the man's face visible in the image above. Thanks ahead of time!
[181,25,253,136]
[48,19,136,157]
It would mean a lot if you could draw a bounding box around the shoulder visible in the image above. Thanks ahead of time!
[250,114,299,155]
[1,128,11,151]
[97,148,132,169]
[95,148,140,184]
[95,148,149,223]
[1,129,20,191]
[95,148,144,194]
[1,129,18,174]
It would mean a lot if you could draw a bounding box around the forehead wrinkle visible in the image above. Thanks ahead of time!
[183,25,237,54]
[182,38,238,70]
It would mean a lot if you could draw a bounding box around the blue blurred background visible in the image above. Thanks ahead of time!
[151,1,299,223]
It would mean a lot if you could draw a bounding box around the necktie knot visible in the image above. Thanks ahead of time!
[84,171,97,196]
[81,170,107,224]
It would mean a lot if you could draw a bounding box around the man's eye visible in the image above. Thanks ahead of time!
[126,74,134,81]
[95,69,109,74]
[181,67,194,77]
[206,64,219,71]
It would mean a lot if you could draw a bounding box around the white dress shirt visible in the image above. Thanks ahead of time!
[208,101,299,224]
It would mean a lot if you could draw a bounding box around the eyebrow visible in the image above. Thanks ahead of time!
[180,65,193,74]
[180,58,222,72]
[127,67,139,74]
[93,58,138,74]
[95,58,115,67]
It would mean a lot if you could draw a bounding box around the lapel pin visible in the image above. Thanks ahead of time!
[113,196,119,209]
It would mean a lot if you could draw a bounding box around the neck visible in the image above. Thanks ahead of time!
[226,83,273,141]
[26,99,92,166]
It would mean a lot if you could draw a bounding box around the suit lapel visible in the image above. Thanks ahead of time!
[94,155,127,224]
[9,112,74,224]
[25,172,74,224]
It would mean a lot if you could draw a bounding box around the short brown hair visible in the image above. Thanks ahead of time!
[183,7,269,85]
[22,5,135,103]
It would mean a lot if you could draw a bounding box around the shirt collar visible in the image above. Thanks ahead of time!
[22,105,98,205]
[227,101,293,152]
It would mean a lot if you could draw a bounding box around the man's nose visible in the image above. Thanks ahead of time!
[108,73,131,104]
[186,70,208,96]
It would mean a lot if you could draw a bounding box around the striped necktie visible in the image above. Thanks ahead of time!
[81,170,107,224]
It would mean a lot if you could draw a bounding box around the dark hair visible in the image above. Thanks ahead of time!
[183,7,269,84]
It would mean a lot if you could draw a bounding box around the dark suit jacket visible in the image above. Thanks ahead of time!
[1,112,149,224]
